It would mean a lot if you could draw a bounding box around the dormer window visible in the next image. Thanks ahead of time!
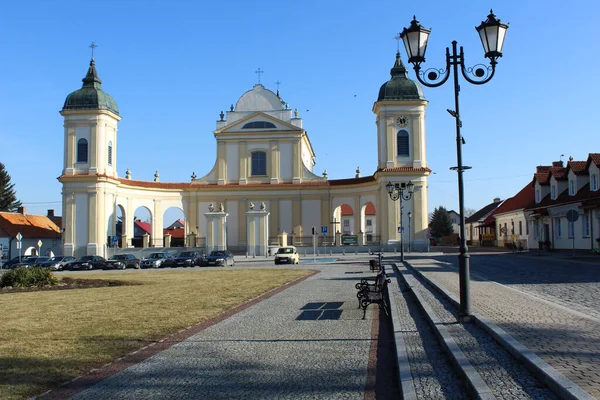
[569,180,575,195]
[535,189,540,203]
[551,185,556,200]
[592,174,598,191]
[397,130,409,157]
[251,151,267,176]
[242,121,276,129]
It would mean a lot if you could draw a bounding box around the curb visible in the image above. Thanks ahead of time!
[393,264,496,400]
[405,262,596,400]
[385,265,417,400]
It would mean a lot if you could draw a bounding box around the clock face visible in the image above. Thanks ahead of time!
[396,116,409,127]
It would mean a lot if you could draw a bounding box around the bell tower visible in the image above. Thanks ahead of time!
[59,56,120,257]
[372,52,428,170]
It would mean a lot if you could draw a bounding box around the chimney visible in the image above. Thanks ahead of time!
[552,161,564,168]
[493,197,501,203]
[47,209,55,217]
[17,206,26,214]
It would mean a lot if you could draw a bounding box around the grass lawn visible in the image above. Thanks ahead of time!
[0,268,311,399]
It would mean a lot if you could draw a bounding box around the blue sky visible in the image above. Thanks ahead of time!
[1,0,598,224]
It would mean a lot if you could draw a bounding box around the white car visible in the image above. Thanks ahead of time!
[274,246,299,265]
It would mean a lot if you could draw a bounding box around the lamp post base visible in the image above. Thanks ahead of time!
[458,251,471,322]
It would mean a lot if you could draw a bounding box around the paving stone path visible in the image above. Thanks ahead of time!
[408,258,600,399]
[71,265,380,400]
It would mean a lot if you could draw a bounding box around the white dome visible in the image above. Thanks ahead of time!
[235,84,283,112]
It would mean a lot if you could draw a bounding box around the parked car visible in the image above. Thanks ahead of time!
[38,256,76,271]
[274,246,300,265]
[66,255,108,270]
[200,250,235,267]
[140,252,174,268]
[163,251,203,268]
[13,256,51,269]
[3,255,34,269]
[104,254,141,270]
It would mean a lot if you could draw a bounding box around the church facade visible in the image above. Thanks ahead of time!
[59,52,431,257]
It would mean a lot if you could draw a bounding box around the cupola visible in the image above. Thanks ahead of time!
[377,52,425,101]
[62,58,119,114]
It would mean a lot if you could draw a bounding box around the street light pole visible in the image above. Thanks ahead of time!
[401,10,508,322]
[408,211,412,253]
[386,181,414,262]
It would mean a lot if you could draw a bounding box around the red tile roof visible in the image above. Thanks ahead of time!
[365,202,376,215]
[533,166,551,185]
[135,221,152,235]
[0,212,61,238]
[586,153,600,168]
[483,182,535,223]
[526,182,600,212]
[548,166,567,181]
[378,167,432,173]
[163,227,185,239]
[566,161,587,175]
[341,204,353,216]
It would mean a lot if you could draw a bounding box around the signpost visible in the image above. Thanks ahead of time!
[37,240,43,257]
[16,232,23,262]
[566,209,579,255]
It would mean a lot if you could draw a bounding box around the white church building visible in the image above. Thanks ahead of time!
[59,52,431,257]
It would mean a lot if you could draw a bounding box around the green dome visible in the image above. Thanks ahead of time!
[377,52,425,102]
[63,58,119,114]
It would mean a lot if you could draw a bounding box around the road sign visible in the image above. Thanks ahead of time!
[566,209,579,222]
[321,226,328,234]
[16,232,22,242]
[500,226,507,234]
[112,235,119,245]
[38,240,43,248]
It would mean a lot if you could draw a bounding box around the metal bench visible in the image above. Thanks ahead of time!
[355,271,390,319]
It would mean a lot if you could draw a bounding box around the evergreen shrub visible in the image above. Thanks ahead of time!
[0,267,58,288]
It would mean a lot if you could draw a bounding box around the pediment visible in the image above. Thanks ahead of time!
[216,112,301,135]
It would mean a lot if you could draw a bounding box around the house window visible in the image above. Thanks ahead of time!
[568,220,575,238]
[242,121,276,129]
[518,221,522,235]
[397,130,409,157]
[251,151,267,176]
[592,174,598,191]
[77,138,88,163]
[343,220,350,227]
[366,220,372,226]
[108,141,113,166]
[583,214,590,237]
[555,218,561,238]
[526,220,529,235]
[535,189,540,203]
[569,180,575,195]
[534,222,539,239]
[551,185,556,199]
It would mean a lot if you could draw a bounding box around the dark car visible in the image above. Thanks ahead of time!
[67,255,107,270]
[3,255,34,269]
[163,251,203,268]
[38,256,76,271]
[200,250,235,267]
[140,252,174,268]
[104,254,141,270]
[13,256,51,269]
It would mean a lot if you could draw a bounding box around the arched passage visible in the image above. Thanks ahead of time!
[132,206,152,248]
[163,206,185,247]
[360,202,377,244]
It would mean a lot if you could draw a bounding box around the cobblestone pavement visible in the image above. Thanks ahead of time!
[71,265,386,400]
[389,268,469,399]
[407,258,600,399]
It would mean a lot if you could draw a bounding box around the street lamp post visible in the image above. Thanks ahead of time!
[400,10,508,322]
[386,181,414,262]
[408,211,412,252]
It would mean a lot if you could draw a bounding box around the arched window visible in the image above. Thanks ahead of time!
[108,141,113,166]
[397,130,409,157]
[251,151,267,176]
[242,121,276,129]
[77,139,88,163]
